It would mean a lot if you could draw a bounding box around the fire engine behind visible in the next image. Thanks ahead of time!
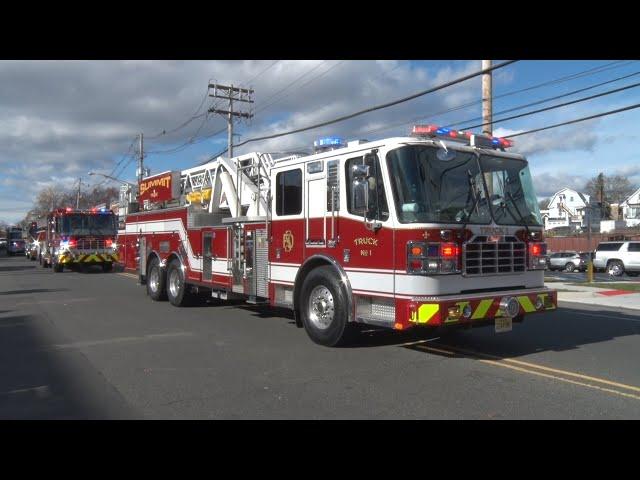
[42,207,118,272]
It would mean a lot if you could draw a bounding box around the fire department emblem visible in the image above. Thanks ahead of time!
[283,230,294,253]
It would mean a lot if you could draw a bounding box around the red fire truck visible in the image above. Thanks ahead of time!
[42,207,118,272]
[118,125,556,346]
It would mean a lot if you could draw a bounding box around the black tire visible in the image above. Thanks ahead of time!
[627,272,639,277]
[102,262,113,273]
[299,266,355,347]
[607,260,625,277]
[166,259,194,307]
[146,256,167,301]
[53,261,64,273]
[564,263,575,273]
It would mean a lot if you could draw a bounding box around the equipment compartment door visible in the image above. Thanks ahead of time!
[232,225,244,293]
[305,176,326,245]
[138,236,147,282]
[202,231,213,282]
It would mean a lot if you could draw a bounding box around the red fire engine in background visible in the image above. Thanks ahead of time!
[42,207,118,272]
[118,125,556,346]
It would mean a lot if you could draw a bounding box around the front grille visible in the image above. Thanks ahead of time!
[76,239,107,250]
[463,235,526,276]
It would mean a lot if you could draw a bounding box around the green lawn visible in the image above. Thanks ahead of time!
[568,282,640,292]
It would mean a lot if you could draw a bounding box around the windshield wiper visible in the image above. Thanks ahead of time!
[496,191,531,236]
[459,170,482,233]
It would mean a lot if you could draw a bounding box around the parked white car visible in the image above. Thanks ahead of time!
[593,241,640,277]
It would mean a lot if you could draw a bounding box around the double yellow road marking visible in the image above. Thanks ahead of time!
[410,342,640,402]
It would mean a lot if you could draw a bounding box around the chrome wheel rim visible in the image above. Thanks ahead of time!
[307,285,335,330]
[169,268,181,298]
[610,264,622,276]
[149,267,159,293]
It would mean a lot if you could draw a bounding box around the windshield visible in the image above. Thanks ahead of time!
[61,214,116,236]
[8,230,22,240]
[386,145,491,224]
[386,145,542,226]
[479,154,542,226]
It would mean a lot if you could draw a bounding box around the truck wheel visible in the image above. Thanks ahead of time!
[299,266,355,347]
[607,260,624,277]
[564,263,575,273]
[102,262,113,273]
[146,257,167,301]
[166,259,194,307]
[53,261,64,273]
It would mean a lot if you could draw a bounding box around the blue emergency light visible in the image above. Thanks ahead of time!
[314,136,344,148]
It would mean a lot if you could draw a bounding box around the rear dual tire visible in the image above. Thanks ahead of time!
[146,257,167,301]
[166,259,196,307]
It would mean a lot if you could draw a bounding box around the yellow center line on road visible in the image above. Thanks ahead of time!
[117,273,138,279]
[438,343,640,394]
[412,343,640,401]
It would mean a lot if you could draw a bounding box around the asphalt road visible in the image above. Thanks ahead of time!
[1,253,640,419]
[545,270,638,283]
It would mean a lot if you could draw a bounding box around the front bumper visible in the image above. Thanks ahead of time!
[401,287,556,329]
[58,251,119,264]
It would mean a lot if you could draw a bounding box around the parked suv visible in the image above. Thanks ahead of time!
[593,241,640,277]
[547,251,585,272]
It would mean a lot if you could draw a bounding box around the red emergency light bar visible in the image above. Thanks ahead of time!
[410,124,514,149]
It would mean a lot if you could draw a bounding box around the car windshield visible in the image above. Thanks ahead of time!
[61,214,116,236]
[385,145,542,225]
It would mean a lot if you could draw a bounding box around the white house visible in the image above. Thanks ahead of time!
[542,187,601,232]
[619,186,640,228]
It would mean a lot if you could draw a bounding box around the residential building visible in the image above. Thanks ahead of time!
[542,187,601,232]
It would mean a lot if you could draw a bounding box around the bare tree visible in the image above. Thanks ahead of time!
[584,173,636,219]
[538,197,551,211]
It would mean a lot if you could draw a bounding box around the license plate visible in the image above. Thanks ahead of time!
[495,317,512,333]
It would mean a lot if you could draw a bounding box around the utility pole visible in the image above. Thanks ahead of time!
[137,132,145,184]
[482,60,493,193]
[208,83,254,158]
[76,177,82,209]
[587,201,594,283]
[482,60,493,137]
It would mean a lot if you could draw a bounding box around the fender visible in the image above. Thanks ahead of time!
[293,254,354,326]
[165,251,187,272]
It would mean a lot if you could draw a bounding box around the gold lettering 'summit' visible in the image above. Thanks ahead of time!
[141,175,171,195]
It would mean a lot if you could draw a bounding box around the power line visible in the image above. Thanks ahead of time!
[245,60,280,85]
[198,60,516,164]
[96,137,138,187]
[229,60,518,150]
[448,69,640,129]
[504,102,640,138]
[460,79,640,131]
[355,60,637,139]
[143,65,278,156]
[252,61,329,115]
[253,60,344,116]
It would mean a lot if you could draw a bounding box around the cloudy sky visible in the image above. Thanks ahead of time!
[1,59,639,223]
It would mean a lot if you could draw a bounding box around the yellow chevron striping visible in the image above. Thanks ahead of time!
[471,299,493,320]
[413,304,439,324]
[517,295,536,313]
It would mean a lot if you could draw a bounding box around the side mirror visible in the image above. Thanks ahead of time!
[352,164,370,179]
[351,178,368,214]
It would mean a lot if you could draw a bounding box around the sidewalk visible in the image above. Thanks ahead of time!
[547,281,640,311]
